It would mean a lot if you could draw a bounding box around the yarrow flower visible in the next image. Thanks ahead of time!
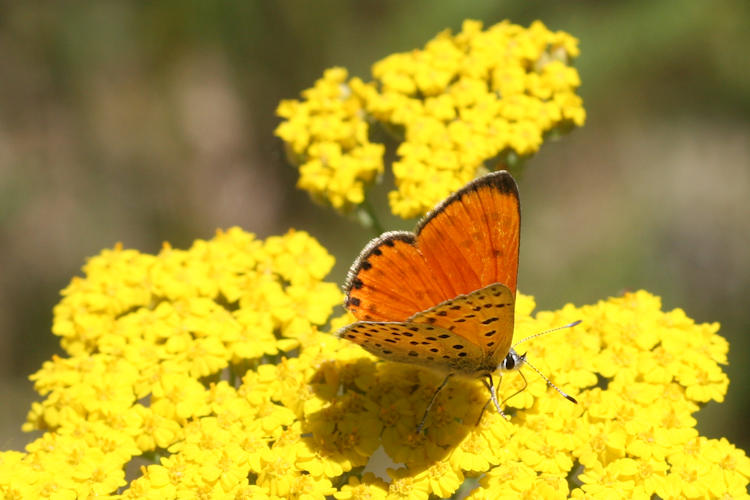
[276,19,585,218]
[1,226,747,498]
[276,67,386,214]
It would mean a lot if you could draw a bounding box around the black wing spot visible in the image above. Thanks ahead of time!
[465,314,476,319]
[384,240,395,247]
[452,344,464,350]
[495,303,507,308]
[438,334,450,339]
[372,248,382,256]
[361,261,372,270]
[410,341,419,345]
[426,326,435,331]
[426,337,438,341]
[442,355,451,360]
[430,348,439,353]
[375,343,382,348]
[484,330,496,337]
[408,351,419,357]
[458,352,468,357]
[351,278,363,289]
[383,350,392,354]
[455,319,467,323]
[421,341,431,345]
[484,304,493,309]
[472,306,482,312]
[482,317,499,325]
[426,317,437,324]
[437,311,448,317]
[385,338,397,344]
[450,305,462,310]
[364,332,372,337]
[346,334,355,339]
[486,341,495,348]
[350,297,361,307]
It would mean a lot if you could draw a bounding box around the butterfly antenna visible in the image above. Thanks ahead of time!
[511,320,582,349]
[522,357,577,404]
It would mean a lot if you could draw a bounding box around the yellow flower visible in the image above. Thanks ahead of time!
[277,19,586,219]
[276,68,385,213]
[412,459,465,498]
[1,231,748,498]
[334,473,389,500]
[386,467,431,500]
[470,461,537,499]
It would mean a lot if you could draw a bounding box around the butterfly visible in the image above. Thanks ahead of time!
[338,170,577,430]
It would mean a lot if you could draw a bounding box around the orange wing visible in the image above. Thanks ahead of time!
[344,171,520,323]
[338,283,515,375]
[409,283,515,368]
[336,321,485,375]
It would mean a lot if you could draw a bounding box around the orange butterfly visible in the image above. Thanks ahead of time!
[338,171,577,430]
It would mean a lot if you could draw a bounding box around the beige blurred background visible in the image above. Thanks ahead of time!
[1,2,748,453]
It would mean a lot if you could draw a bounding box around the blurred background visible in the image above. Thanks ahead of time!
[1,1,748,453]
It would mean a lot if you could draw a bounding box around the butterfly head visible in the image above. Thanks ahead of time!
[499,348,526,373]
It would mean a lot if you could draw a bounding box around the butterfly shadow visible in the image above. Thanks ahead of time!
[302,357,499,475]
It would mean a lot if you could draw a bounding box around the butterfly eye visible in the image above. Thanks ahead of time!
[500,349,525,372]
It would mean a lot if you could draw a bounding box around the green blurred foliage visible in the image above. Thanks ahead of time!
[1,0,748,452]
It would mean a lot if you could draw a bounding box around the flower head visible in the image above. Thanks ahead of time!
[277,20,585,218]
[1,227,747,498]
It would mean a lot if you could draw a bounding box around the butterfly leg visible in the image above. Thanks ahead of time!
[500,368,528,407]
[482,374,508,420]
[417,373,454,433]
[474,397,493,426]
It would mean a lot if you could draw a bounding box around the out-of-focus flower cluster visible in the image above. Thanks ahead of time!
[276,19,586,218]
[276,67,385,214]
[1,228,747,499]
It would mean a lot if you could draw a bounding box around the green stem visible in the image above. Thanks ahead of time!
[357,197,385,236]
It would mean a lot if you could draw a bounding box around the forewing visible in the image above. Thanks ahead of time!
[408,283,515,366]
[344,171,520,323]
[416,170,520,298]
[337,321,485,375]
[344,232,450,322]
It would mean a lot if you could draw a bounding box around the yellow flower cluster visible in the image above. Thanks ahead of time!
[276,20,586,218]
[1,226,747,499]
[1,227,342,499]
[276,68,385,213]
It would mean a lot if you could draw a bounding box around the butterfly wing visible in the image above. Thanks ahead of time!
[343,232,450,322]
[344,171,520,324]
[337,321,485,375]
[409,283,516,368]
[416,171,520,297]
